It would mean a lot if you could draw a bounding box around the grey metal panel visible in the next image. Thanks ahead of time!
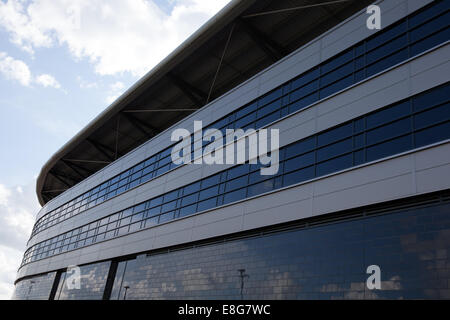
[19,141,450,278]
[28,43,450,249]
[21,0,446,280]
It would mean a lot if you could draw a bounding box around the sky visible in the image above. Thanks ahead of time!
[0,0,231,299]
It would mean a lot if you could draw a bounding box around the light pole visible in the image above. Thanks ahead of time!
[123,285,130,300]
[26,280,35,300]
[238,269,249,300]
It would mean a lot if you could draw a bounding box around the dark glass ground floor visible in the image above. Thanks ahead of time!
[13,190,450,300]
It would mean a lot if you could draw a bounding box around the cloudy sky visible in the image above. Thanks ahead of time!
[0,0,231,299]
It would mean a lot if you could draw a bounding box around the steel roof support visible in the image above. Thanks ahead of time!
[237,18,286,62]
[63,158,112,164]
[207,23,235,103]
[121,112,159,137]
[61,159,89,180]
[167,73,208,107]
[86,138,116,161]
[49,171,75,188]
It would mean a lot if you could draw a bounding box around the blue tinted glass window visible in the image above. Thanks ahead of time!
[149,196,163,207]
[285,136,316,158]
[366,34,408,65]
[285,151,315,173]
[410,27,450,57]
[129,222,141,233]
[290,80,319,101]
[142,164,154,175]
[289,92,319,113]
[410,12,449,42]
[227,165,250,180]
[236,102,257,119]
[366,21,407,51]
[366,48,408,77]
[181,193,198,206]
[415,121,450,148]
[321,49,353,74]
[183,181,201,196]
[319,74,353,99]
[409,1,449,28]
[317,138,352,162]
[355,69,365,82]
[163,190,178,202]
[248,171,273,185]
[144,216,159,228]
[366,118,411,145]
[316,153,353,176]
[161,201,177,213]
[158,212,174,223]
[318,123,352,147]
[225,176,248,192]
[255,111,280,128]
[129,179,140,189]
[354,134,364,149]
[197,198,217,212]
[147,206,161,217]
[178,204,197,218]
[132,162,144,173]
[158,156,171,167]
[201,173,220,188]
[223,188,246,205]
[156,164,170,176]
[367,101,410,129]
[414,103,450,130]
[366,134,412,161]
[159,147,172,159]
[291,67,320,90]
[320,62,353,88]
[258,88,282,106]
[355,43,364,56]
[247,179,274,197]
[199,185,219,201]
[141,173,152,184]
[355,56,364,70]
[133,203,146,214]
[235,112,256,128]
[283,166,315,187]
[413,83,449,112]
[258,99,281,118]
[354,149,364,165]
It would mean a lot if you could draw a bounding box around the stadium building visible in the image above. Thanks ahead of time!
[13,0,450,299]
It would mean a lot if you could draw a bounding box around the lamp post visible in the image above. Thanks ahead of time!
[237,269,249,300]
[26,280,35,300]
[123,285,130,300]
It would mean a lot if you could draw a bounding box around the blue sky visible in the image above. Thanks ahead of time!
[0,29,137,187]
[0,0,230,299]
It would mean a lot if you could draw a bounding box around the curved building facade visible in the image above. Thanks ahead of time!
[13,0,450,299]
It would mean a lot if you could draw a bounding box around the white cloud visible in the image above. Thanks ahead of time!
[0,0,52,54]
[76,75,98,89]
[0,0,231,77]
[106,81,126,104]
[0,181,39,300]
[0,51,62,89]
[110,81,124,91]
[0,52,32,86]
[35,73,61,88]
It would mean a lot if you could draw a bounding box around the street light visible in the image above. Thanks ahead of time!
[26,280,36,300]
[123,286,130,300]
[237,269,249,300]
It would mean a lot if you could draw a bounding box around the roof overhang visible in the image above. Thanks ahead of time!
[37,0,373,206]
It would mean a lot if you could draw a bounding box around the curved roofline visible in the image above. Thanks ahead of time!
[36,0,255,206]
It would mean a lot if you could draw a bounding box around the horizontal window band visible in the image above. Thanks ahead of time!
[30,0,450,240]
[21,82,450,266]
